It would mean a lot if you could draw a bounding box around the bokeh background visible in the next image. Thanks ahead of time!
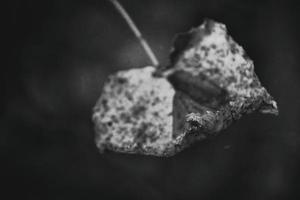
[3,0,300,199]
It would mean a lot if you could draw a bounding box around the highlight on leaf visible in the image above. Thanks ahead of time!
[92,18,278,157]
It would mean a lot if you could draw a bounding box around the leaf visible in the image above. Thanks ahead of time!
[93,19,278,156]
[93,67,177,156]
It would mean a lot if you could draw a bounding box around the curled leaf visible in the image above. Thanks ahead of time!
[160,19,278,135]
[93,19,278,156]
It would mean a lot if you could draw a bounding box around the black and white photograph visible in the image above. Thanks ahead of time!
[4,0,300,199]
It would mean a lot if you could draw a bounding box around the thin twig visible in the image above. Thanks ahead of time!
[108,0,159,67]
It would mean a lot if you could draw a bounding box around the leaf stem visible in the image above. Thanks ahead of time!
[108,0,159,67]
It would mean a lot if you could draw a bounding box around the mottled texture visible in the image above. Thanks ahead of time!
[93,67,177,156]
[161,19,278,135]
[93,19,278,156]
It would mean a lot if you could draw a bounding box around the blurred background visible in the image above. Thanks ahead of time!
[3,0,300,199]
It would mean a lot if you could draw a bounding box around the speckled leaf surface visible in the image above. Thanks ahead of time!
[93,19,278,156]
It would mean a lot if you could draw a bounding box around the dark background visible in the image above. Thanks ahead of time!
[3,0,300,199]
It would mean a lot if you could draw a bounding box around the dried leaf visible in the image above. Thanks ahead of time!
[93,67,177,156]
[93,19,278,156]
